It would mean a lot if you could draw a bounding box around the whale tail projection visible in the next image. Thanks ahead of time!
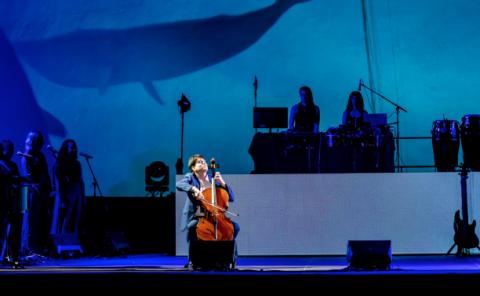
[0,30,66,151]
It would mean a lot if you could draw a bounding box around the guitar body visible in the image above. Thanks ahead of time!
[453,210,480,252]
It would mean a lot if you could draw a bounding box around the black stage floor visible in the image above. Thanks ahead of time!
[1,254,480,291]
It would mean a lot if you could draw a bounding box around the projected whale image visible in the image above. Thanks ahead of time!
[13,0,310,104]
[0,30,66,149]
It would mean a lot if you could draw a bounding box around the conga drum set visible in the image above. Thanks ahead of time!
[461,114,480,170]
[431,115,480,171]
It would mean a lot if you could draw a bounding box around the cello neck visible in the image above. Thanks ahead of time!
[210,158,219,205]
[211,173,217,205]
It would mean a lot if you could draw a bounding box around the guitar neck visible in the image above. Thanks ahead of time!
[460,172,469,225]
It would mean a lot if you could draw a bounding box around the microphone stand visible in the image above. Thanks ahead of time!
[176,111,185,175]
[360,81,408,172]
[176,94,191,175]
[81,154,123,255]
[253,76,258,133]
[83,155,103,197]
[254,76,258,108]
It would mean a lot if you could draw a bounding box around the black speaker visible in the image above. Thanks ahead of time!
[52,234,83,256]
[107,231,130,253]
[347,240,392,270]
[189,240,235,271]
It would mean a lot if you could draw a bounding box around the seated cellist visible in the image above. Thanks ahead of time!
[176,154,240,268]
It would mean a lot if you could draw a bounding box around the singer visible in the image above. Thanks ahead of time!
[20,131,52,255]
[288,86,320,133]
[342,90,369,129]
[0,140,23,268]
[51,139,85,238]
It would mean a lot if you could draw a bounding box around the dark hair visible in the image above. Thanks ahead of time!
[26,130,44,153]
[346,91,365,112]
[55,139,81,184]
[57,139,78,163]
[188,154,205,172]
[1,139,14,160]
[299,86,314,106]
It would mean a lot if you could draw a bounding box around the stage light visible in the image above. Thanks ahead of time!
[145,161,169,196]
[177,93,191,114]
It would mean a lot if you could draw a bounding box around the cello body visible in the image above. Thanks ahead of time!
[196,184,234,241]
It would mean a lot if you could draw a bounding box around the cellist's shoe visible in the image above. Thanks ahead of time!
[185,261,195,271]
[12,261,24,269]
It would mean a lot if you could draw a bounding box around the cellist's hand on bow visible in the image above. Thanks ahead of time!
[191,187,204,200]
[214,172,226,187]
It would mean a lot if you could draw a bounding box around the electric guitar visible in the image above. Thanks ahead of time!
[453,165,479,254]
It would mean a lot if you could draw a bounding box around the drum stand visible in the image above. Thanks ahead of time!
[359,80,408,172]
[302,134,321,173]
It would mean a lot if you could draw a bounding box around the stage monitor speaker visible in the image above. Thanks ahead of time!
[347,240,392,270]
[108,231,130,253]
[189,240,235,271]
[52,234,83,256]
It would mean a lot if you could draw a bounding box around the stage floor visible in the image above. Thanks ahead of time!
[1,253,478,271]
[1,253,480,291]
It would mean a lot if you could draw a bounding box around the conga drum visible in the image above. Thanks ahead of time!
[325,128,338,148]
[18,183,31,254]
[431,120,460,172]
[461,114,480,171]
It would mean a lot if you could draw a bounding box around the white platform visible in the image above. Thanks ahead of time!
[176,173,480,256]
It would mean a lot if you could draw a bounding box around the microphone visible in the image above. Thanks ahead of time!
[253,76,258,90]
[79,152,93,159]
[46,145,58,158]
[358,79,363,91]
[16,151,32,158]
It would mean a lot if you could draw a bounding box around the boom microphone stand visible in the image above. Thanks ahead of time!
[253,76,258,133]
[82,154,103,197]
[82,154,130,255]
[253,75,258,108]
[359,80,408,172]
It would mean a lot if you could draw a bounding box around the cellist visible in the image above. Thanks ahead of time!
[176,154,240,265]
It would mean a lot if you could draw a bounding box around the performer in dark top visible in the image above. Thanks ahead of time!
[176,154,240,269]
[51,139,85,236]
[0,140,22,268]
[20,131,52,255]
[289,86,320,133]
[342,90,368,129]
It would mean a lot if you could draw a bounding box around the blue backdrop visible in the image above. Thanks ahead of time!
[1,0,479,195]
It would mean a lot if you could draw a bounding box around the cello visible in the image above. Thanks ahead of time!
[195,158,235,241]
